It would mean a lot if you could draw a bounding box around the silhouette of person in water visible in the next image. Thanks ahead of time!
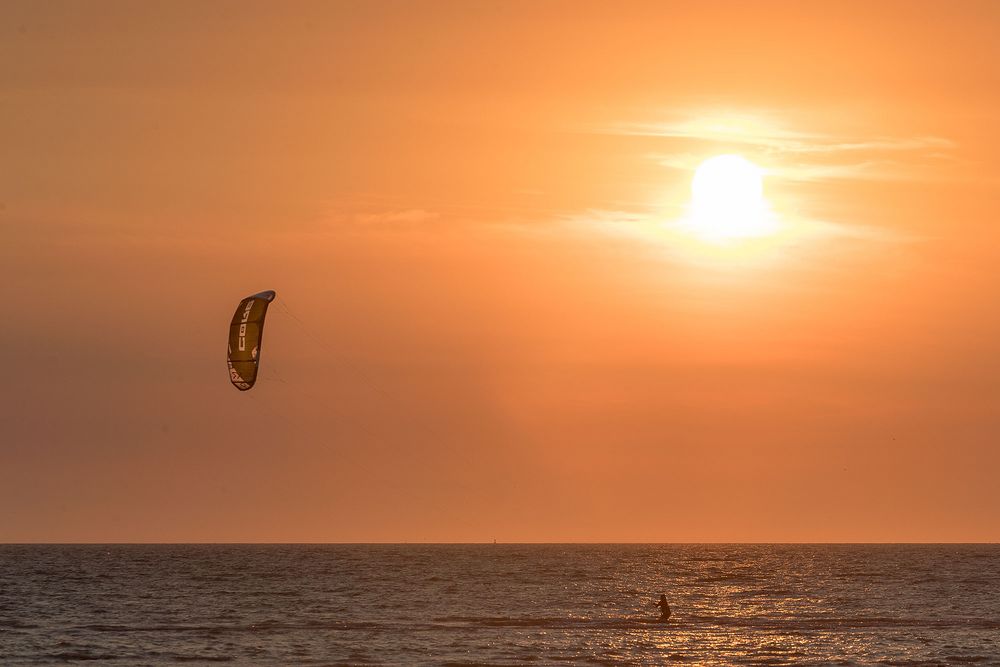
[656,594,671,620]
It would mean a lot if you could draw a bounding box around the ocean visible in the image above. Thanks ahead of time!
[1,544,998,665]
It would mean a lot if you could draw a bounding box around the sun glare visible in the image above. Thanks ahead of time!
[683,154,778,242]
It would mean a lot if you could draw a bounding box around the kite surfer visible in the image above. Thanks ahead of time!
[656,594,671,621]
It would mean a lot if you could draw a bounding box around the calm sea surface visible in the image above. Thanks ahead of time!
[1,544,998,665]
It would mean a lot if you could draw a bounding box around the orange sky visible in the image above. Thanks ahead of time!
[2,1,999,542]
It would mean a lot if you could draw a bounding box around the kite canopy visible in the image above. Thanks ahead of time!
[227,290,276,391]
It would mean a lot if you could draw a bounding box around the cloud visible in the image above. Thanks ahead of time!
[353,209,441,225]
[613,116,953,155]
[548,207,912,273]
[487,112,943,261]
[313,207,444,234]
[603,111,956,183]
[652,153,949,183]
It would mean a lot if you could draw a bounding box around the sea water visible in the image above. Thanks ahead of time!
[1,544,998,665]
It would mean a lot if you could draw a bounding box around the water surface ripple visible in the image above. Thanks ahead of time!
[1,544,998,665]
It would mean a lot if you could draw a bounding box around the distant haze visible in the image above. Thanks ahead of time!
[2,1,999,542]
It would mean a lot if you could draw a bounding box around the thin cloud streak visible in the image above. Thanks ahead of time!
[604,112,956,183]
[493,207,913,278]
[612,118,954,155]
[353,209,441,226]
[654,154,953,183]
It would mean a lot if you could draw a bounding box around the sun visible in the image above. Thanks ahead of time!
[683,154,778,242]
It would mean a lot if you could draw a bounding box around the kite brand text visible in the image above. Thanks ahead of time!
[238,300,253,351]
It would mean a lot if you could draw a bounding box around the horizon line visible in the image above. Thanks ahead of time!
[3,541,997,546]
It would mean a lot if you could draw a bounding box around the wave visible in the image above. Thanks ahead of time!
[695,574,756,583]
[683,614,1000,632]
[170,657,234,663]
[74,620,384,634]
[432,614,1000,632]
[44,651,122,662]
[877,660,992,667]
[62,614,1000,636]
